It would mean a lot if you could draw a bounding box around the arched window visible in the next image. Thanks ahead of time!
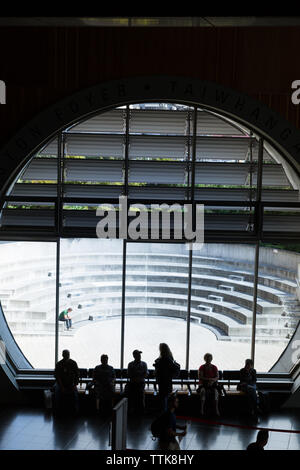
[0,102,299,373]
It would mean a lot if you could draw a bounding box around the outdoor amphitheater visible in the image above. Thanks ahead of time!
[1,240,299,372]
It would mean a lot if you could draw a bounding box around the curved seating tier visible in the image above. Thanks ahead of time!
[0,251,299,344]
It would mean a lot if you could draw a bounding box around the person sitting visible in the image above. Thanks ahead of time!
[157,395,187,451]
[58,308,73,330]
[153,343,180,411]
[238,359,258,415]
[93,354,116,416]
[127,349,148,415]
[198,353,220,416]
[247,430,269,450]
[54,349,79,415]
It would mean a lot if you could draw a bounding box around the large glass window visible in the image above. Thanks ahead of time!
[58,238,123,369]
[255,243,300,372]
[189,243,254,371]
[0,101,299,373]
[124,243,189,370]
[0,241,56,368]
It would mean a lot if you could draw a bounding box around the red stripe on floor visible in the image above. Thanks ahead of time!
[176,415,300,433]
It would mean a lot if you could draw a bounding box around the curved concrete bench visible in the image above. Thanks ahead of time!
[1,250,299,343]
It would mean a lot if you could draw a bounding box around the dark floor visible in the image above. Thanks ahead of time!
[0,406,300,450]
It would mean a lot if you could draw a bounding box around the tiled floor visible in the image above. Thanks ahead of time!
[0,406,299,450]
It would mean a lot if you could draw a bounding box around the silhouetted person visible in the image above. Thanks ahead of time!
[247,430,269,450]
[54,349,79,415]
[158,395,187,450]
[153,343,179,411]
[238,359,258,415]
[93,354,115,416]
[198,353,220,416]
[59,307,73,330]
[127,350,148,415]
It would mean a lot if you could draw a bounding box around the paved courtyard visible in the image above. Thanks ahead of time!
[15,316,284,371]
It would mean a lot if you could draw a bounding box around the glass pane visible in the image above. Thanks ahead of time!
[255,242,300,372]
[190,243,255,371]
[124,242,189,370]
[0,241,56,368]
[58,238,123,369]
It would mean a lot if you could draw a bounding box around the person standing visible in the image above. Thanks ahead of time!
[54,349,79,415]
[153,343,179,411]
[93,354,116,416]
[127,349,148,415]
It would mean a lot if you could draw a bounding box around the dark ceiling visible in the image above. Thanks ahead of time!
[1,17,300,27]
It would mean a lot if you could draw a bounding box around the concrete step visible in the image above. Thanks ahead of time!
[197,304,213,313]
[208,294,223,302]
[4,310,48,320]
[229,275,244,281]
[218,285,234,292]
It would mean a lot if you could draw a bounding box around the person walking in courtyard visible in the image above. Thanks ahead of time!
[59,307,73,330]
[93,354,116,416]
[198,353,220,416]
[153,343,180,411]
[54,349,79,415]
[127,349,148,415]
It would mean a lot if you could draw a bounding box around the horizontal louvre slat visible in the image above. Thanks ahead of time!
[196,137,249,161]
[1,209,55,226]
[69,109,124,133]
[37,138,58,156]
[129,135,187,159]
[11,184,57,197]
[264,215,300,231]
[195,110,244,135]
[129,161,186,184]
[261,189,300,201]
[65,159,123,183]
[129,109,188,134]
[129,186,186,199]
[21,159,57,181]
[195,188,251,200]
[64,184,123,198]
[65,134,124,158]
[195,163,250,185]
[253,165,291,187]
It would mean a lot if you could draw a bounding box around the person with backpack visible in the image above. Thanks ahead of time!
[153,343,180,411]
[151,395,187,450]
[59,307,73,330]
[198,352,220,416]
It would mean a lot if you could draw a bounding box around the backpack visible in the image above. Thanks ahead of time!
[150,412,168,439]
[59,311,66,321]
